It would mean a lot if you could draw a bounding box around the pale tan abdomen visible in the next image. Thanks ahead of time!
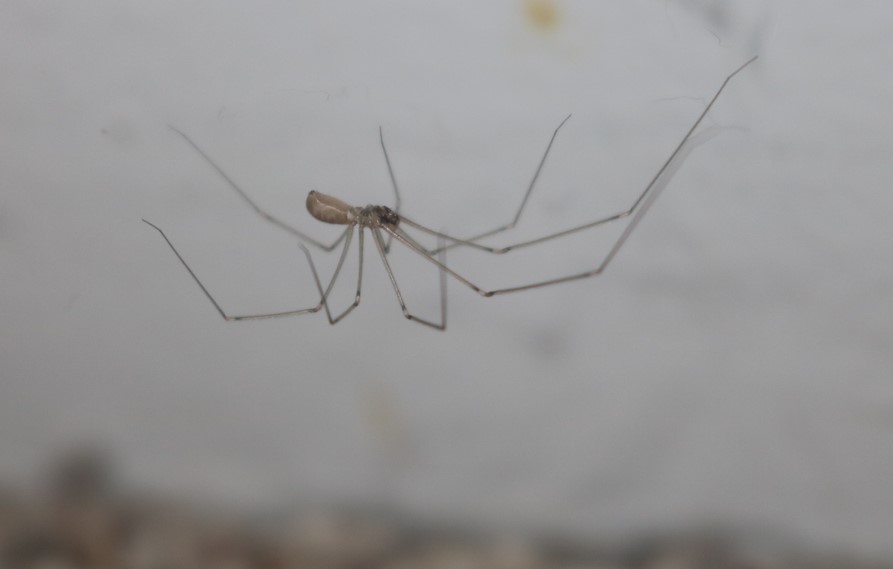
[306,191,356,225]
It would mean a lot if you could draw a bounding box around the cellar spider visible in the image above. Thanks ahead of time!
[144,56,757,330]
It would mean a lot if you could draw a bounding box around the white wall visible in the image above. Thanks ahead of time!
[1,0,891,557]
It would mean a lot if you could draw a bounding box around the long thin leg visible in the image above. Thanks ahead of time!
[424,56,758,256]
[384,135,709,297]
[169,126,346,252]
[400,211,627,255]
[318,228,365,325]
[143,219,330,320]
[429,113,572,254]
[398,116,695,256]
[373,228,447,330]
[384,225,491,297]
[384,57,752,294]
[379,126,401,253]
[383,222,592,297]
[379,114,570,256]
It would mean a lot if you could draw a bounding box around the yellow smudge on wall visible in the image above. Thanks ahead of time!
[525,0,560,32]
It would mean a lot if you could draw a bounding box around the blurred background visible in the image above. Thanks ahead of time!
[2,1,892,567]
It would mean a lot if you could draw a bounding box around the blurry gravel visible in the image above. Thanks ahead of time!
[0,449,888,569]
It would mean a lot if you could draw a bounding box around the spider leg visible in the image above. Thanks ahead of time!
[377,114,569,255]
[431,113,572,254]
[373,228,447,330]
[318,227,365,325]
[383,215,618,298]
[383,225,492,297]
[425,56,757,256]
[378,126,402,253]
[169,126,346,252]
[399,119,697,256]
[383,58,752,295]
[142,219,328,320]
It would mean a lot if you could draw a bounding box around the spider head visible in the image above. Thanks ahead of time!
[376,206,400,227]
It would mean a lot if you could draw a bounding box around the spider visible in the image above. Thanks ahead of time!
[144,56,757,330]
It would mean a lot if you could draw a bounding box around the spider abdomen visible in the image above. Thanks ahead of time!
[306,191,357,225]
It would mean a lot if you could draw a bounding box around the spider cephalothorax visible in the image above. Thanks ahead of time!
[373,205,399,227]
